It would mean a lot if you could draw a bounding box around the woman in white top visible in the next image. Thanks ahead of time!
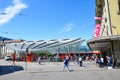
[79,56,83,66]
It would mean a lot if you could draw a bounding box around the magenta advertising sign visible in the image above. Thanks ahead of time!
[93,24,100,38]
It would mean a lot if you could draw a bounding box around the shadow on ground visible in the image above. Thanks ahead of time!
[0,65,24,76]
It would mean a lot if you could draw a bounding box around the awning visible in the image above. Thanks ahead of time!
[92,50,101,54]
[87,35,120,51]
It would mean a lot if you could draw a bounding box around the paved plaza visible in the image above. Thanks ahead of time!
[0,60,120,80]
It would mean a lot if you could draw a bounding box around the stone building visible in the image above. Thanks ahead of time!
[87,0,120,65]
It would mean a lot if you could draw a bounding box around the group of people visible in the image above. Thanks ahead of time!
[63,55,117,72]
[95,55,117,68]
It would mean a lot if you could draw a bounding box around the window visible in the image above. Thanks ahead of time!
[118,0,120,14]
[105,18,107,22]
[119,2,120,11]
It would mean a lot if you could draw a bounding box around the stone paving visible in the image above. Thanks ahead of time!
[1,60,120,80]
[0,59,118,72]
[25,61,107,72]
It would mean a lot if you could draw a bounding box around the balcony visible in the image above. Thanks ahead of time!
[95,3,102,17]
[96,0,102,6]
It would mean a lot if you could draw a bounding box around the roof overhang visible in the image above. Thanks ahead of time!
[87,35,120,51]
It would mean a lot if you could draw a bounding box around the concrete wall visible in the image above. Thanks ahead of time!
[113,40,120,63]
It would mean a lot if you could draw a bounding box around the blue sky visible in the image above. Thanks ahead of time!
[0,0,95,41]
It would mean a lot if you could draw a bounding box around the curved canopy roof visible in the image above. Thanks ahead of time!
[6,38,85,52]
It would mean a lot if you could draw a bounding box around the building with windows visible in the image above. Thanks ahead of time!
[87,0,120,65]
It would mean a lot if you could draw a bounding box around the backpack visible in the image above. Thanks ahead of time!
[64,59,69,65]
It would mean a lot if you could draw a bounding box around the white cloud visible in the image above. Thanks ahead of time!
[0,0,27,25]
[57,23,73,34]
[65,24,73,32]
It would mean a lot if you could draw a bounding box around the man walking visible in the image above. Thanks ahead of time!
[63,56,70,72]
[79,56,83,66]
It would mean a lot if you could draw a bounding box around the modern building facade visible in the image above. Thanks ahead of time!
[87,0,120,65]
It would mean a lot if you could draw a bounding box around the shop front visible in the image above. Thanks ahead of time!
[87,35,120,66]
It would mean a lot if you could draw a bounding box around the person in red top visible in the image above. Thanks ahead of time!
[11,53,15,66]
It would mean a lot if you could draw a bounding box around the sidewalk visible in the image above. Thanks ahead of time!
[1,60,120,80]
[1,60,118,73]
[21,61,108,73]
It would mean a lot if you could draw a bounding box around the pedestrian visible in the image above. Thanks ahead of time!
[38,56,41,64]
[11,53,15,66]
[63,56,70,72]
[111,55,117,68]
[106,55,113,70]
[79,56,83,66]
[98,56,104,67]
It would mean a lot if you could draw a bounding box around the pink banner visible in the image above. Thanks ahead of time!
[94,17,102,21]
[93,24,101,37]
[95,24,100,28]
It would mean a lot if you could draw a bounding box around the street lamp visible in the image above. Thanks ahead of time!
[2,37,6,57]
[25,48,28,70]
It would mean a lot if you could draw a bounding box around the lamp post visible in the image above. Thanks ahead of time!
[0,37,5,58]
[2,37,5,57]
[25,48,28,70]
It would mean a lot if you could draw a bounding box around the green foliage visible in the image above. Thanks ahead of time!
[35,50,52,56]
[36,51,46,56]
[47,53,53,57]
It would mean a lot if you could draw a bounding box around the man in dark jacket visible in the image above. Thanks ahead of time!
[63,56,70,72]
